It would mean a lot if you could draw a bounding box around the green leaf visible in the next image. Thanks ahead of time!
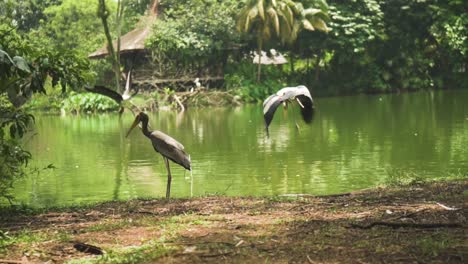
[12,56,31,73]
[0,49,15,65]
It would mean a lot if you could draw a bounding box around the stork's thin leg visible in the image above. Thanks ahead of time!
[164,157,172,200]
[190,168,193,198]
[296,98,305,108]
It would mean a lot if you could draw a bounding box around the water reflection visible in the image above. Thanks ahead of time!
[11,90,468,207]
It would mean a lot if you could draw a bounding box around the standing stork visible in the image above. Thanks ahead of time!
[85,69,139,114]
[263,85,315,136]
[126,112,191,199]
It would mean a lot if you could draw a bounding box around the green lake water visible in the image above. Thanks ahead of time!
[12,90,468,207]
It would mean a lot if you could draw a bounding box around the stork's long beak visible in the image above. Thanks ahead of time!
[126,115,140,138]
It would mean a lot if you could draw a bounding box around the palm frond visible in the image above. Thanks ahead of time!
[289,21,302,43]
[262,21,271,40]
[311,17,330,32]
[303,8,322,16]
[271,0,277,8]
[302,19,315,31]
[267,7,280,35]
[257,0,265,20]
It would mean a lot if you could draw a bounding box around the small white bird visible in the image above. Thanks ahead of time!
[191,78,201,93]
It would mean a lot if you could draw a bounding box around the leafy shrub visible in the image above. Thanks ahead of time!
[0,102,34,203]
[225,61,287,102]
[60,92,119,114]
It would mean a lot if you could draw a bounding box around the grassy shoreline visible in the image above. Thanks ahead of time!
[1,179,467,263]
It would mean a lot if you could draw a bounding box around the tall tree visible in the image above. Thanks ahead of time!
[97,0,124,93]
[0,25,90,203]
[285,0,330,75]
[237,0,294,82]
[237,0,329,82]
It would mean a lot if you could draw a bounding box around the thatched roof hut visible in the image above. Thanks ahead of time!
[88,0,158,59]
[88,0,225,91]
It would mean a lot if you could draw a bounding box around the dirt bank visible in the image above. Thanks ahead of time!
[1,180,467,263]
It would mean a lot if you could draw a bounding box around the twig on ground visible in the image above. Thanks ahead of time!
[133,210,159,215]
[350,221,463,229]
[0,259,25,264]
[386,209,428,221]
[436,202,461,211]
[200,251,233,258]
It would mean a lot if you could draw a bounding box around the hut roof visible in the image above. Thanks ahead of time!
[253,49,288,65]
[88,0,158,59]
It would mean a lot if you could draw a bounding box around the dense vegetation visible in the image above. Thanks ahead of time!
[0,0,466,202]
[1,0,466,99]
[146,0,467,98]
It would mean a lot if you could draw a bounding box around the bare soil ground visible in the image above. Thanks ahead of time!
[1,180,467,264]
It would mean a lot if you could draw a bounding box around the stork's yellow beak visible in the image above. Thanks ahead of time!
[126,115,140,138]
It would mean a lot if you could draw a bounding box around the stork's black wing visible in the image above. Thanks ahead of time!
[295,85,314,124]
[85,85,123,104]
[263,93,285,134]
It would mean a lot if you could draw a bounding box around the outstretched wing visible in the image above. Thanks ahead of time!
[294,85,314,124]
[262,85,315,134]
[85,85,123,104]
[263,93,286,134]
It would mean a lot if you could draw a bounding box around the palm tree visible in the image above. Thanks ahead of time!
[237,0,295,82]
[286,0,330,74]
[237,0,330,82]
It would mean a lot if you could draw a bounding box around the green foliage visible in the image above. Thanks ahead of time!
[0,0,61,32]
[89,242,172,264]
[293,0,468,95]
[416,236,453,257]
[385,168,426,187]
[1,24,92,102]
[30,0,108,55]
[147,0,241,62]
[3,0,466,98]
[385,168,468,187]
[0,229,45,253]
[21,0,150,85]
[123,0,154,32]
[61,92,119,114]
[0,23,91,203]
[236,0,330,81]
[0,102,33,203]
[327,0,384,52]
[225,62,286,102]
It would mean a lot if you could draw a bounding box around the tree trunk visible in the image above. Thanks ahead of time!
[98,0,121,92]
[315,53,321,82]
[290,56,295,74]
[257,37,263,82]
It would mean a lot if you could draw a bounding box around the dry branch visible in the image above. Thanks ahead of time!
[350,221,463,229]
[0,259,25,264]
